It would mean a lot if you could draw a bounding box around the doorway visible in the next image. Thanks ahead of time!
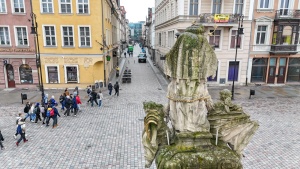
[277,58,287,83]
[6,64,15,88]
[267,58,277,83]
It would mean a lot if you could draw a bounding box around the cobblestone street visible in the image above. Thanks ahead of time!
[0,46,300,168]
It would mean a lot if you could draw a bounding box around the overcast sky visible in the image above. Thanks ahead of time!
[120,0,155,23]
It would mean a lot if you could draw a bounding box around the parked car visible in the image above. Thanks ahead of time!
[138,53,147,63]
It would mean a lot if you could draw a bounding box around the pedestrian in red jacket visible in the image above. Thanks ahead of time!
[76,94,82,112]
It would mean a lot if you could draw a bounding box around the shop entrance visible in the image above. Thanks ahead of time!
[6,64,15,88]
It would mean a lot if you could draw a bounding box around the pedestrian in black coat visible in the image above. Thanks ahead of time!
[114,82,119,96]
[64,96,72,116]
[0,130,4,150]
[108,82,113,95]
[90,90,98,107]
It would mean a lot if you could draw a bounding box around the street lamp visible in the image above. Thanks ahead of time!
[30,0,44,105]
[231,14,244,100]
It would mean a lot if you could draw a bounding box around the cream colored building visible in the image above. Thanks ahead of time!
[155,0,253,85]
[249,0,300,85]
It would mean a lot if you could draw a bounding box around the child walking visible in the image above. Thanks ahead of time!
[97,90,104,107]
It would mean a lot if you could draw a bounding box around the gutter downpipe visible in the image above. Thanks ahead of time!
[245,0,255,86]
[102,0,107,87]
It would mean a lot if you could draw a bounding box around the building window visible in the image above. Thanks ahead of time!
[159,33,162,46]
[287,58,300,82]
[60,0,72,13]
[259,0,270,8]
[19,64,33,84]
[212,0,222,14]
[168,31,174,48]
[66,66,78,83]
[256,26,267,45]
[13,0,25,13]
[47,66,59,83]
[79,26,90,47]
[0,0,6,13]
[235,0,244,15]
[189,0,198,15]
[77,0,89,14]
[0,27,10,45]
[228,61,239,81]
[62,26,74,46]
[209,30,221,48]
[15,27,28,46]
[41,0,53,13]
[44,26,56,46]
[251,58,268,82]
[230,30,241,49]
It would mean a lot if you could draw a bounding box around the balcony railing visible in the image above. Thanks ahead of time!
[270,44,298,55]
[275,10,300,19]
[199,13,239,24]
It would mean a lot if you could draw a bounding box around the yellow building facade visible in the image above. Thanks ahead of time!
[32,0,114,89]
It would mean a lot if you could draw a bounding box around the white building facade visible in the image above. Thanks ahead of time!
[155,0,253,85]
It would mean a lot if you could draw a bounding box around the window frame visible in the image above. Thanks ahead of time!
[208,28,223,50]
[14,26,29,46]
[212,0,222,14]
[76,0,90,14]
[229,29,243,50]
[0,0,7,13]
[61,25,75,47]
[0,26,11,46]
[59,0,72,14]
[234,0,244,15]
[189,0,199,16]
[64,65,79,83]
[11,0,25,14]
[40,0,54,13]
[43,25,57,47]
[19,64,33,84]
[78,25,91,47]
[45,65,60,83]
[207,60,220,83]
[255,25,268,45]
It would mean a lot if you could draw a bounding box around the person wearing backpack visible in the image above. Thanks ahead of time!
[51,105,61,128]
[0,130,5,150]
[34,103,42,123]
[64,95,72,116]
[90,90,98,107]
[97,90,104,107]
[108,82,113,95]
[23,102,31,121]
[114,82,120,96]
[16,115,28,146]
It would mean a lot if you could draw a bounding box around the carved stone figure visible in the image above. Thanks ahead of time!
[142,24,258,169]
[208,89,259,155]
[164,24,218,133]
[212,89,242,114]
[142,102,171,168]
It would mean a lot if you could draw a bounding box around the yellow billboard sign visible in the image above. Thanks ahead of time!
[214,14,230,23]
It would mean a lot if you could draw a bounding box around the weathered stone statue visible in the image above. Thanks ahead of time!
[142,24,258,169]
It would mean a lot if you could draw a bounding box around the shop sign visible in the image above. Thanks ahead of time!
[0,48,35,52]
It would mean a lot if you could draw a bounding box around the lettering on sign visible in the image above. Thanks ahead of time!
[0,48,35,52]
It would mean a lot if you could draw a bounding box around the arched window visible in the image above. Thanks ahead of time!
[19,64,33,84]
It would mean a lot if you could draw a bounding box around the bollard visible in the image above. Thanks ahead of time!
[249,89,255,99]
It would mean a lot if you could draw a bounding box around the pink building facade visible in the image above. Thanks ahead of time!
[0,0,38,89]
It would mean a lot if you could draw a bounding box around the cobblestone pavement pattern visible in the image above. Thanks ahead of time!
[0,44,299,169]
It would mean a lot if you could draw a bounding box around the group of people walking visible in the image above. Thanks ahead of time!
[0,81,121,150]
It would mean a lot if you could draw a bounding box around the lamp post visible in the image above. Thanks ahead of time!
[231,14,244,100]
[30,0,44,105]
